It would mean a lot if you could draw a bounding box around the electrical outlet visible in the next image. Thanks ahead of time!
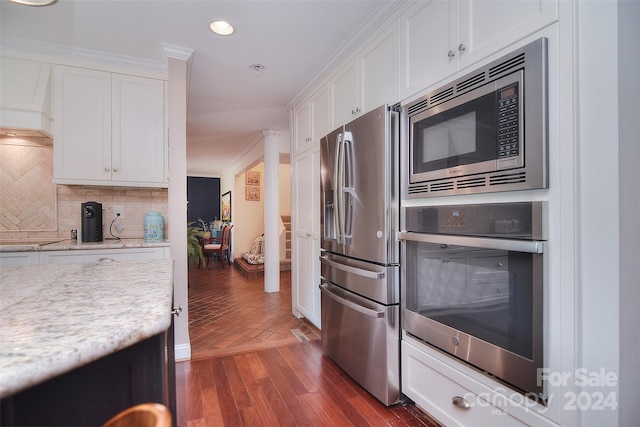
[113,205,125,219]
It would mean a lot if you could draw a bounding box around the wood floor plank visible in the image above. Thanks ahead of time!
[221,356,252,409]
[210,357,243,426]
[234,352,282,426]
[257,376,298,427]
[200,387,224,426]
[277,344,320,393]
[256,348,314,425]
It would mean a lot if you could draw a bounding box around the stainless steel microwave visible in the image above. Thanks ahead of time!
[402,38,548,198]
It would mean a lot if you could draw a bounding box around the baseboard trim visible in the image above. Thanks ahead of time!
[174,343,191,361]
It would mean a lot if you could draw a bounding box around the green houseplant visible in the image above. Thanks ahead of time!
[187,222,205,267]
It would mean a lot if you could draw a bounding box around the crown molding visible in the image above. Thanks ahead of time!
[0,36,168,79]
[286,0,407,109]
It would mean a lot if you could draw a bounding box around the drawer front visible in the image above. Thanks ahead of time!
[402,340,527,427]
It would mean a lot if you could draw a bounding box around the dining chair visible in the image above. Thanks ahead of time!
[201,224,233,268]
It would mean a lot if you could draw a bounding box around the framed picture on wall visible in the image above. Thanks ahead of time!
[245,186,260,201]
[221,191,231,221]
[246,171,260,186]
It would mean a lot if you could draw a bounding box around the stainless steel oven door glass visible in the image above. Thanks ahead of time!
[399,202,546,401]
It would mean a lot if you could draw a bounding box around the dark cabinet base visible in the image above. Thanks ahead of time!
[1,331,175,427]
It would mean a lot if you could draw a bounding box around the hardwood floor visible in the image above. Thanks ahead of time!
[178,263,440,427]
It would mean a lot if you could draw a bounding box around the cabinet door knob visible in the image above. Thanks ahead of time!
[113,168,119,172]
[104,167,110,172]
[172,304,183,317]
[448,49,456,58]
[452,396,470,409]
[458,43,466,53]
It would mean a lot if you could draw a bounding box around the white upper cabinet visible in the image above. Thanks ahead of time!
[293,97,311,154]
[310,85,331,143]
[359,26,399,114]
[53,66,112,182]
[111,74,165,184]
[400,0,557,100]
[331,25,399,128]
[53,65,166,187]
[330,59,359,127]
[293,84,330,155]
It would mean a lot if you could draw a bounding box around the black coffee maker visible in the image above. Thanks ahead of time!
[82,201,103,242]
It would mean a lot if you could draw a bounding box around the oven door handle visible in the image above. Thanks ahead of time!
[396,232,544,254]
[320,283,385,318]
[319,255,386,279]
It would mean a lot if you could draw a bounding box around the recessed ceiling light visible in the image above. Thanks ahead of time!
[209,20,235,36]
[9,0,57,5]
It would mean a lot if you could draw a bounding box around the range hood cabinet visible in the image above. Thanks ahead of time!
[0,57,53,138]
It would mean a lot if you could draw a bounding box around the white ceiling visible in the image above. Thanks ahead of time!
[0,0,391,176]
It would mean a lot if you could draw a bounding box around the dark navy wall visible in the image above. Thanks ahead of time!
[187,176,221,224]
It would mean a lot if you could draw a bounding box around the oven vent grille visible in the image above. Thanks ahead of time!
[457,176,487,189]
[490,171,526,185]
[430,181,455,192]
[489,53,525,79]
[456,72,486,93]
[430,87,455,105]
[407,99,429,115]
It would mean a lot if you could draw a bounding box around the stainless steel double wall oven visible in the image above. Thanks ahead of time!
[398,37,550,402]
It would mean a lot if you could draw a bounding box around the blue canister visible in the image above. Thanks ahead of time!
[144,212,164,241]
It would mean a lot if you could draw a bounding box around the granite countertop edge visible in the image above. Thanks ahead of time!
[0,238,170,253]
[0,258,174,399]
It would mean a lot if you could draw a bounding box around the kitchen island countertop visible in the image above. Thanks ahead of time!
[0,258,174,399]
[0,238,169,253]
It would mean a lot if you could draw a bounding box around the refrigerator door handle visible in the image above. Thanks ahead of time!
[320,283,385,318]
[319,255,385,279]
[342,131,354,245]
[334,132,345,244]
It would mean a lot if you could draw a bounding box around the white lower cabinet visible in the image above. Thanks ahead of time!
[0,252,40,267]
[402,336,555,427]
[39,247,165,264]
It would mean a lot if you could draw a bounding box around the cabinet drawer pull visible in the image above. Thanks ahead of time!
[452,395,470,409]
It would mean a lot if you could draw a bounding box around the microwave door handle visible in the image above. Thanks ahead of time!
[396,232,545,254]
[333,133,344,244]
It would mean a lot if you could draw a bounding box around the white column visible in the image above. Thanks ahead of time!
[263,130,280,293]
[162,43,193,361]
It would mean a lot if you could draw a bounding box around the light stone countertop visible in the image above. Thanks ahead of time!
[0,258,174,398]
[0,238,170,253]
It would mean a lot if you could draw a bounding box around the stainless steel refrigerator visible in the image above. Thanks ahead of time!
[319,104,400,406]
